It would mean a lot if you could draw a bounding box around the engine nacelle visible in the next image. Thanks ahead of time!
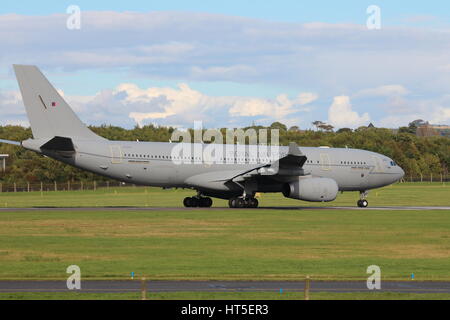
[282,177,339,202]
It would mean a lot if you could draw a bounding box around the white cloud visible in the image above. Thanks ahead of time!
[328,96,370,128]
[190,65,258,81]
[230,94,296,119]
[1,11,450,128]
[2,11,450,93]
[1,82,317,129]
[0,90,27,126]
[431,107,450,124]
[64,83,313,128]
[441,64,450,72]
[296,93,318,105]
[377,95,450,127]
[377,115,418,128]
[354,85,409,98]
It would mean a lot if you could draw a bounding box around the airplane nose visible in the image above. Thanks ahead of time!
[398,166,405,180]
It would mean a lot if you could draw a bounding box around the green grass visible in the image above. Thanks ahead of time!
[0,209,449,280]
[1,291,449,300]
[0,182,449,300]
[0,182,447,208]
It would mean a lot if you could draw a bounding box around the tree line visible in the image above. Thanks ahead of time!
[0,123,448,185]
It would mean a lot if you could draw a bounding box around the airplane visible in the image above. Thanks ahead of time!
[0,65,405,208]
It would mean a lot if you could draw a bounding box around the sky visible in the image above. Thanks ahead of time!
[1,1,450,130]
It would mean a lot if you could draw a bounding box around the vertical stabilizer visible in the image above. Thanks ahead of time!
[13,65,103,140]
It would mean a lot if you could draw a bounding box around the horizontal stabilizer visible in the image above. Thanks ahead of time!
[40,136,75,152]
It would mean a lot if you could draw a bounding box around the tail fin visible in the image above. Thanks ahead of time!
[13,65,104,140]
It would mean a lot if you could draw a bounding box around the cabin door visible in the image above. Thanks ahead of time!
[110,145,123,164]
[320,153,331,171]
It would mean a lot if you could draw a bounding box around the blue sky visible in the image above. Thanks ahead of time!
[2,0,450,25]
[1,1,450,129]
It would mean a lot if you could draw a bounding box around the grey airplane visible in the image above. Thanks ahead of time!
[0,65,404,208]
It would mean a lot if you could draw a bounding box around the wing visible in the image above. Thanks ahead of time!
[185,142,309,191]
[232,142,308,183]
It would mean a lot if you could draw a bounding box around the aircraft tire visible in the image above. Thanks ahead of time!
[357,200,369,208]
[249,198,259,208]
[190,197,199,207]
[235,198,246,208]
[183,197,193,208]
[200,197,213,208]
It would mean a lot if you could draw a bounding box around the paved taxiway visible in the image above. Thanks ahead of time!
[0,206,448,211]
[0,280,450,294]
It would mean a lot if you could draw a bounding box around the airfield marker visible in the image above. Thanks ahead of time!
[304,275,310,300]
[141,277,147,300]
[411,273,415,280]
[131,272,134,280]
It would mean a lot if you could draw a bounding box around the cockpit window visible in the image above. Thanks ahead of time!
[390,161,397,166]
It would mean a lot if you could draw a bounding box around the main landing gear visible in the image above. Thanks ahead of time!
[228,197,259,208]
[183,196,213,208]
[357,191,369,208]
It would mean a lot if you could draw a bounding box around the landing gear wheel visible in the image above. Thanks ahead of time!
[183,197,193,207]
[190,197,199,207]
[185,196,213,208]
[200,197,213,208]
[229,197,258,208]
[357,191,369,208]
[235,198,246,208]
[248,198,259,208]
[357,200,369,208]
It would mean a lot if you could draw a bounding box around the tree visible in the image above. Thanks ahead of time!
[0,123,449,184]
[398,127,414,134]
[405,119,430,135]
[270,122,287,132]
[312,121,325,131]
[409,119,428,128]
[318,124,334,132]
[337,128,352,134]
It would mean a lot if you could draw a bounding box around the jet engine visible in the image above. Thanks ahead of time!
[282,177,339,202]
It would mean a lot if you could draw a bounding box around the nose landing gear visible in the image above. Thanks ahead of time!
[357,199,369,208]
[357,191,369,208]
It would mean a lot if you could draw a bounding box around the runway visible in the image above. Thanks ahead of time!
[0,206,448,212]
[1,280,450,294]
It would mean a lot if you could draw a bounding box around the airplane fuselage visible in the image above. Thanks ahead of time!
[24,138,405,200]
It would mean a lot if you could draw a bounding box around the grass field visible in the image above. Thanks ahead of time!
[0,181,447,208]
[1,208,450,281]
[0,182,449,299]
